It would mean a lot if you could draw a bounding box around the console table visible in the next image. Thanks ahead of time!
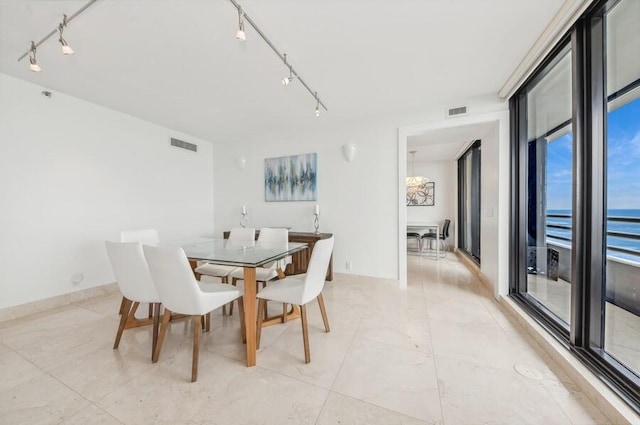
[223,230,333,281]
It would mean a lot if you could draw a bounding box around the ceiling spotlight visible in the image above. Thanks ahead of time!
[281,54,297,86]
[235,6,246,41]
[28,41,41,72]
[58,15,74,55]
[314,92,321,117]
[282,71,296,86]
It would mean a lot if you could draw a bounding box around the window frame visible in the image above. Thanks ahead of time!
[509,0,640,411]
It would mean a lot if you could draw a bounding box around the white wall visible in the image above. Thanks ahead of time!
[212,123,399,280]
[478,122,510,296]
[0,73,215,309]
[406,161,457,240]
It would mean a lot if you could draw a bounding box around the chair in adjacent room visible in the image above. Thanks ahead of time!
[255,237,334,363]
[227,227,291,316]
[407,231,422,253]
[144,245,245,382]
[105,241,161,359]
[422,219,451,257]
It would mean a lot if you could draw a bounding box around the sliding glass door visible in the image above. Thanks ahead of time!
[510,0,640,409]
[602,0,640,380]
[523,44,574,327]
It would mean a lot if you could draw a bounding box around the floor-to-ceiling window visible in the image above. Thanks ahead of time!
[602,0,640,381]
[458,140,481,262]
[511,0,640,411]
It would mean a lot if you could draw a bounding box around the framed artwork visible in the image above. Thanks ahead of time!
[406,181,435,206]
[265,153,317,201]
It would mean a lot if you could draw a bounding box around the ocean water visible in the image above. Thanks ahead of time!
[546,209,640,261]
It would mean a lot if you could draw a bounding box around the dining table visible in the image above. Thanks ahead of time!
[407,222,440,259]
[177,237,308,367]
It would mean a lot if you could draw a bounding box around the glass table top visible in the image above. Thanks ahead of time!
[172,238,308,267]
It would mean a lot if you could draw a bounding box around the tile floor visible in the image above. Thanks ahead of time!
[0,253,614,424]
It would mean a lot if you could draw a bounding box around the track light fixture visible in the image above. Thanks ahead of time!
[235,6,246,41]
[229,0,327,115]
[28,42,41,72]
[17,0,98,68]
[58,14,74,55]
[314,92,320,117]
[281,54,297,86]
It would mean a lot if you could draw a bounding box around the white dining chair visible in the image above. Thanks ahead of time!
[227,227,291,315]
[105,241,161,359]
[117,228,159,318]
[195,227,255,284]
[255,236,334,363]
[143,245,245,382]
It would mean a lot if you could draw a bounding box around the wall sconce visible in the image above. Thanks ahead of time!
[342,144,357,162]
[238,156,246,171]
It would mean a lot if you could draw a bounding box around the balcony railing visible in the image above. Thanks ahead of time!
[546,213,640,259]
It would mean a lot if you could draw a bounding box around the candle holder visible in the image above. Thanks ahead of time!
[240,207,249,228]
[313,212,320,234]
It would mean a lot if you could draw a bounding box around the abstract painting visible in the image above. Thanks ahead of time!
[407,182,435,206]
[265,153,318,201]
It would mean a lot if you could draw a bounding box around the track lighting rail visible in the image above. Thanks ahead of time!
[229,0,328,113]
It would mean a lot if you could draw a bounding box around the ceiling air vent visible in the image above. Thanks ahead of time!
[170,137,197,153]
[446,106,468,118]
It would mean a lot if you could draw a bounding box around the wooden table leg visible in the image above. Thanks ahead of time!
[243,267,257,367]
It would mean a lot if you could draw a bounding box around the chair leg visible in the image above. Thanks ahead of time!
[148,303,153,319]
[220,276,229,315]
[237,297,246,344]
[113,298,132,349]
[282,303,287,323]
[151,302,161,357]
[118,296,127,315]
[256,299,266,349]
[128,301,140,320]
[192,315,201,382]
[300,304,310,363]
[229,278,239,316]
[317,293,330,333]
[260,282,269,318]
[153,308,172,363]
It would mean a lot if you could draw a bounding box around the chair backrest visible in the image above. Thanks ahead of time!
[120,228,159,246]
[143,245,211,315]
[258,228,290,269]
[302,237,334,304]
[105,241,160,303]
[229,227,255,243]
[258,227,288,243]
[442,219,451,239]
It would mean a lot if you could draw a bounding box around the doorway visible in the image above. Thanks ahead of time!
[397,111,509,292]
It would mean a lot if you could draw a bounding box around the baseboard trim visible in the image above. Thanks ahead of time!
[456,252,495,294]
[0,283,119,323]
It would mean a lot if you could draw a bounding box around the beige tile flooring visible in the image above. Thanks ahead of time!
[0,254,615,425]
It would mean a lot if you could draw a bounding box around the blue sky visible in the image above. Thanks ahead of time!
[546,96,640,210]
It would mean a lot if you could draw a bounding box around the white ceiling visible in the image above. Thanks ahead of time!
[0,0,564,144]
[407,122,495,162]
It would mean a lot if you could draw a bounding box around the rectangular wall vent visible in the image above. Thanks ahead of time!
[170,137,197,152]
[447,106,468,118]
